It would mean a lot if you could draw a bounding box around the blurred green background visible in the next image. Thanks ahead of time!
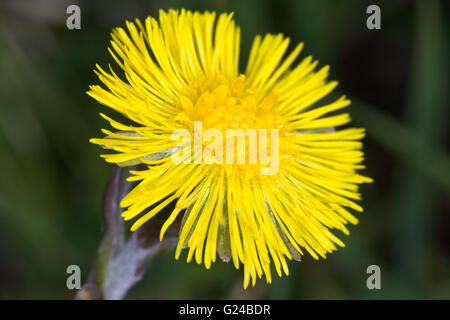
[0,0,448,299]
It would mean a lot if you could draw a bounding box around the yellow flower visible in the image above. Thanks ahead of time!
[88,9,372,288]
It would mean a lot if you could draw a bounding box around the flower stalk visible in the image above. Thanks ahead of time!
[76,166,178,300]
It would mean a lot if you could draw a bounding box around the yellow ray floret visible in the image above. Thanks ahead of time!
[88,9,373,289]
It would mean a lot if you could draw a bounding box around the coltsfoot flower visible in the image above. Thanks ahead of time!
[88,9,372,288]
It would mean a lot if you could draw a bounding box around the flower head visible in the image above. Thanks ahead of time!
[89,9,372,288]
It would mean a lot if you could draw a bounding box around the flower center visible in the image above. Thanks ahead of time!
[174,75,289,176]
[176,74,279,133]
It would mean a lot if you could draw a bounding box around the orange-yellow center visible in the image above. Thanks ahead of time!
[174,75,290,177]
[176,74,279,133]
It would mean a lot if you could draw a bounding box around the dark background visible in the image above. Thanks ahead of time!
[0,0,448,299]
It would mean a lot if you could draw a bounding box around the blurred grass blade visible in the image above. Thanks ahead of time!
[394,0,447,296]
[350,98,450,194]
